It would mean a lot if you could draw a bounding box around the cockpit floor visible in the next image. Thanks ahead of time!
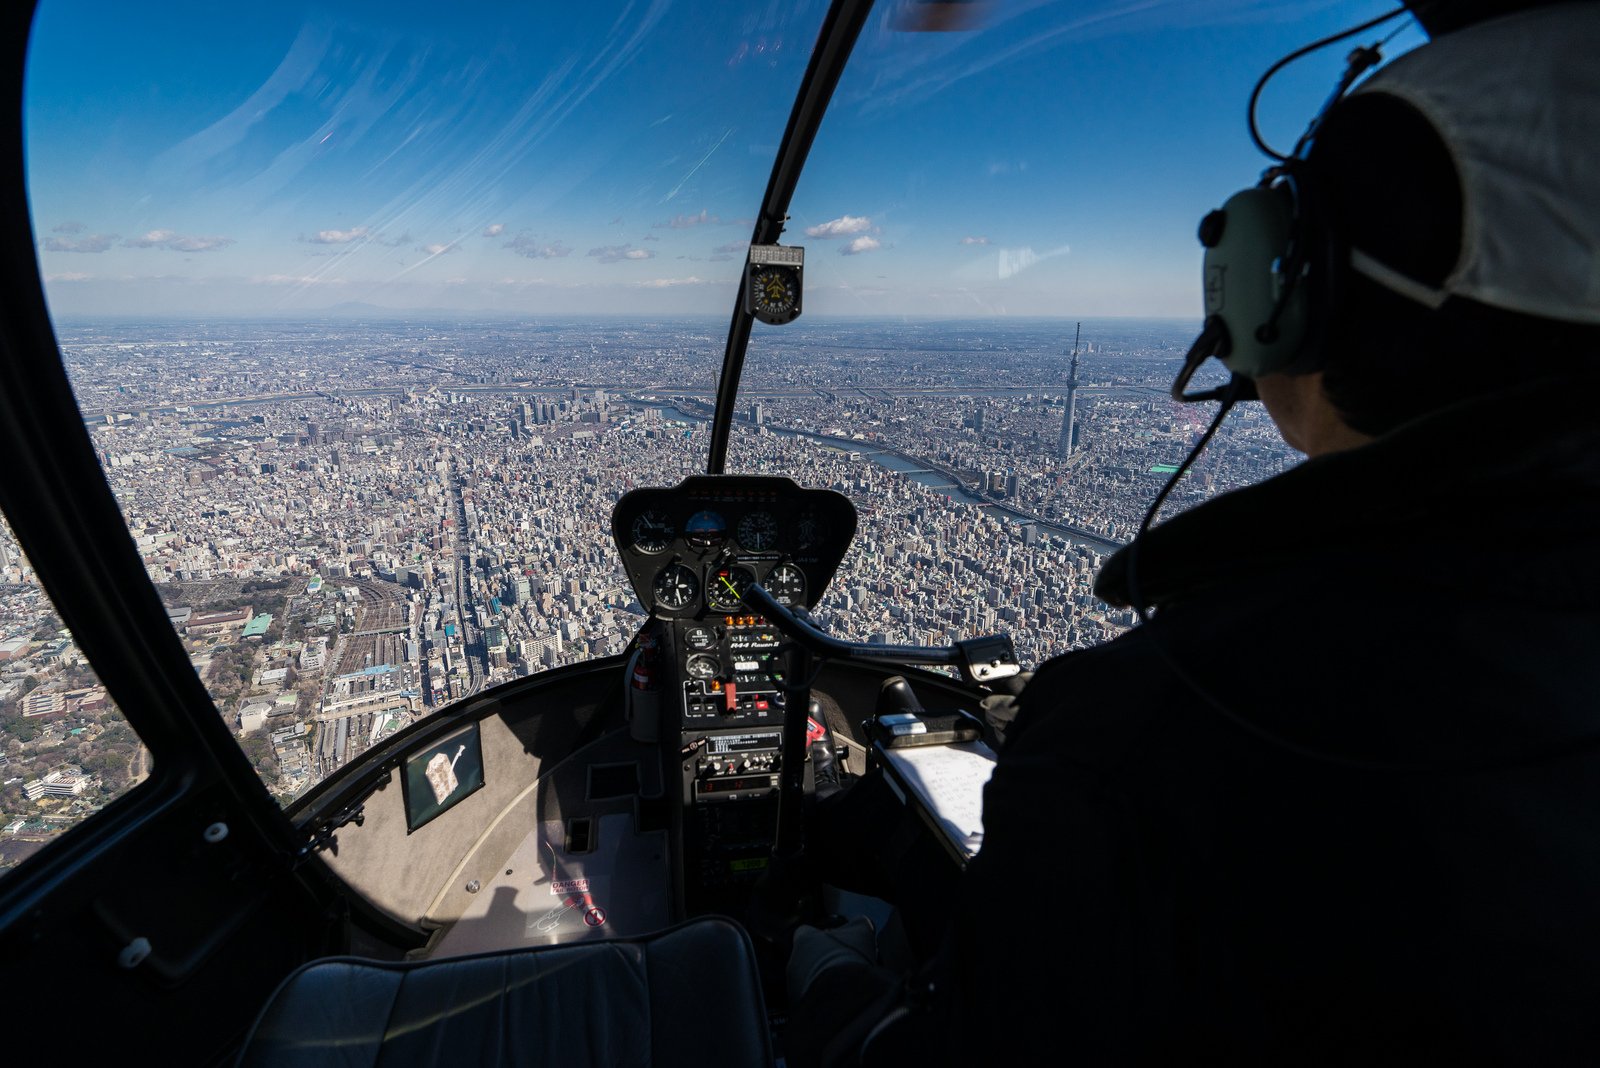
[429,811,671,957]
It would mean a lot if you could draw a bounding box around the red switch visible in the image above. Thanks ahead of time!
[724,680,738,712]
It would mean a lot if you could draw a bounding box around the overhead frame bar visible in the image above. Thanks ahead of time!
[705,0,875,475]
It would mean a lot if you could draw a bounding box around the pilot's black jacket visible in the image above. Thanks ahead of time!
[933,375,1600,1064]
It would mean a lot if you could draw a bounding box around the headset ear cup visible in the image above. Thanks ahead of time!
[1201,184,1309,378]
[1287,165,1342,375]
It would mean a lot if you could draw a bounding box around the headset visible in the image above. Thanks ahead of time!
[1169,7,1408,404]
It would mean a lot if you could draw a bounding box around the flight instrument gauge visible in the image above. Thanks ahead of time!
[706,565,756,612]
[684,626,717,651]
[631,509,675,554]
[653,564,699,610]
[737,511,778,552]
[686,655,720,680]
[744,245,805,325]
[795,509,828,550]
[766,562,807,606]
[685,510,726,549]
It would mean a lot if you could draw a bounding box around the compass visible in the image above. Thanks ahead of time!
[744,245,804,325]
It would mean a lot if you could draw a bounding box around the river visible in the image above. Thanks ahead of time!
[661,406,1124,556]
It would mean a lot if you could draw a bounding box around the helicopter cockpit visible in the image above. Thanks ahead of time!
[0,0,1558,1063]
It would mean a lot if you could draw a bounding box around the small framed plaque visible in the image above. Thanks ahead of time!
[402,720,486,832]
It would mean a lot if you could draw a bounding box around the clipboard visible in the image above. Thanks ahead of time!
[873,736,997,869]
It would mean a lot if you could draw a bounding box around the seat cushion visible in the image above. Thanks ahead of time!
[237,917,772,1067]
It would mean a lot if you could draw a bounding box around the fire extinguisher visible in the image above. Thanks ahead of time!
[628,623,662,743]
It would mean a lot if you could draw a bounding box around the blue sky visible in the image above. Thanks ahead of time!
[25,0,1422,319]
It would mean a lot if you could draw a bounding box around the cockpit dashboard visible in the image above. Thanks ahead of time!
[611,476,857,913]
[611,475,857,618]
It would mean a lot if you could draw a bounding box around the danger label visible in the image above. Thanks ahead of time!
[551,877,591,895]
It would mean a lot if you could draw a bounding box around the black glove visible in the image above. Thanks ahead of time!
[979,671,1032,748]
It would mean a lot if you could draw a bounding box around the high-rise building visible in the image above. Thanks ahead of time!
[1057,348,1080,459]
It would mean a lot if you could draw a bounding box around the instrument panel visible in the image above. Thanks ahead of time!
[611,475,856,618]
[611,476,856,914]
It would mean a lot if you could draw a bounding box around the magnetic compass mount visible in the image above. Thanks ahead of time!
[745,244,804,325]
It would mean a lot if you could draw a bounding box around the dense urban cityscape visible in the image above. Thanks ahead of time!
[0,316,1298,867]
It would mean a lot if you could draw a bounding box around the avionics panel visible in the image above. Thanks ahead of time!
[611,475,856,619]
[611,476,856,915]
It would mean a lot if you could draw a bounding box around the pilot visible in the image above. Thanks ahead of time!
[792,6,1600,1065]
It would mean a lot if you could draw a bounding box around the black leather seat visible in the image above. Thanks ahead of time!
[237,917,773,1066]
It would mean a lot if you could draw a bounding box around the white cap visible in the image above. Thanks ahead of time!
[1347,3,1600,324]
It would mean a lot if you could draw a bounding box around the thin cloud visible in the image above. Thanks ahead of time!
[482,223,506,238]
[806,215,873,238]
[251,273,348,286]
[713,241,749,254]
[124,230,235,252]
[842,235,881,255]
[418,242,460,255]
[960,235,992,245]
[638,276,704,287]
[662,126,733,203]
[43,233,117,253]
[655,209,720,229]
[505,234,573,259]
[309,226,371,244]
[996,244,1071,279]
[588,245,654,263]
[46,272,93,282]
[52,221,86,234]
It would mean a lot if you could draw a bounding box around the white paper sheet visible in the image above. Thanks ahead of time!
[883,740,997,858]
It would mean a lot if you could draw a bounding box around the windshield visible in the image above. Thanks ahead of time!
[17,0,1423,807]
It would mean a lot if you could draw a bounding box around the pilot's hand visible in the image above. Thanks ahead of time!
[980,671,1032,747]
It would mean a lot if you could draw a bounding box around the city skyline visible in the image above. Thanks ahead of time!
[1,314,1291,858]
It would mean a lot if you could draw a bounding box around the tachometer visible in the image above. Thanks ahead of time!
[684,626,717,651]
[766,562,807,606]
[653,564,699,610]
[631,509,674,554]
[706,564,756,612]
[737,511,778,552]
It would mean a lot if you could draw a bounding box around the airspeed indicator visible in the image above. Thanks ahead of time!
[631,509,674,554]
